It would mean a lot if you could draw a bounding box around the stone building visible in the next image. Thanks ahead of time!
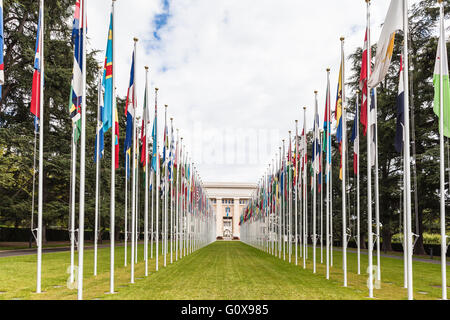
[204,182,257,240]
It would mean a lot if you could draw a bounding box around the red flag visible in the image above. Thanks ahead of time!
[360,29,370,136]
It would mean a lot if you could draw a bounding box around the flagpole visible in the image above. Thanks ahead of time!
[340,37,348,287]
[70,125,76,283]
[326,68,331,279]
[176,129,180,261]
[36,0,44,295]
[144,66,149,276]
[279,147,282,259]
[125,152,128,266]
[130,37,137,284]
[356,90,361,275]
[154,88,159,270]
[438,0,447,301]
[303,106,307,269]
[164,105,168,267]
[94,75,101,276]
[403,0,413,301]
[320,128,323,264]
[374,87,381,282]
[365,0,374,299]
[77,0,87,300]
[170,117,174,264]
[288,132,292,264]
[295,120,299,265]
[313,92,318,274]
[282,140,285,261]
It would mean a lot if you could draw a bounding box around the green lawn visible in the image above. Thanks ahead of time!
[0,241,448,300]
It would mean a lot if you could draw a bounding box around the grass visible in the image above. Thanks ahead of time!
[0,241,448,300]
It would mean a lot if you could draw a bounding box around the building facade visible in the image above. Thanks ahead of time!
[204,182,257,240]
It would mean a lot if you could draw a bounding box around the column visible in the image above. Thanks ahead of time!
[216,198,223,238]
[233,198,240,239]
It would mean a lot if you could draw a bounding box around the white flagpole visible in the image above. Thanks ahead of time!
[155,88,159,271]
[438,0,447,301]
[288,132,292,264]
[164,105,168,267]
[70,125,77,283]
[340,36,348,287]
[295,120,299,265]
[313,92,318,274]
[170,117,174,264]
[282,141,285,261]
[356,90,361,275]
[150,169,154,260]
[374,87,381,282]
[94,75,101,276]
[402,0,414,301]
[130,37,137,284]
[176,130,180,261]
[125,153,128,266]
[278,148,282,259]
[320,129,323,264]
[77,0,87,300]
[144,66,149,276]
[108,0,116,295]
[326,68,331,279]
[303,106,307,269]
[366,0,374,298]
[36,0,44,295]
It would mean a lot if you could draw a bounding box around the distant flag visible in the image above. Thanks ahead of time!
[336,62,343,180]
[162,109,169,175]
[140,70,148,166]
[168,120,175,181]
[433,33,450,138]
[368,0,403,89]
[151,99,158,172]
[395,55,405,153]
[0,0,4,99]
[30,5,43,120]
[124,52,135,159]
[94,78,104,163]
[102,14,113,133]
[351,98,359,174]
[369,89,376,167]
[313,98,320,173]
[360,29,369,136]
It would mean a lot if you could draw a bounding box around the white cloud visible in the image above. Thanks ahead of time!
[86,0,423,183]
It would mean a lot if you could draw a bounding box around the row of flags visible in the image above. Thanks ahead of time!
[23,0,215,300]
[241,0,449,301]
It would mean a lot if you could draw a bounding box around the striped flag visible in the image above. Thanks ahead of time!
[351,97,359,174]
[140,70,148,166]
[30,5,43,120]
[336,62,343,180]
[124,52,135,159]
[114,107,119,170]
[395,55,405,153]
[433,33,450,138]
[360,29,369,136]
[69,0,83,143]
[102,14,113,133]
[94,78,104,163]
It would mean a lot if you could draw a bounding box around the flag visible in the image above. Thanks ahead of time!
[140,72,148,166]
[312,100,320,173]
[336,62,343,180]
[30,5,43,119]
[94,79,104,163]
[168,121,175,181]
[162,111,169,175]
[124,52,134,158]
[102,14,113,133]
[68,0,83,143]
[369,89,376,167]
[351,98,359,175]
[360,29,370,136]
[395,55,405,153]
[0,0,5,99]
[368,0,403,88]
[433,35,450,138]
[151,109,158,172]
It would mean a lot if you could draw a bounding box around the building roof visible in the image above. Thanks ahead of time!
[204,182,257,199]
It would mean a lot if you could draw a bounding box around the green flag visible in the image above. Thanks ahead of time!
[433,38,450,138]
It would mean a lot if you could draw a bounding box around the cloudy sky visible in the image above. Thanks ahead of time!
[86,0,422,183]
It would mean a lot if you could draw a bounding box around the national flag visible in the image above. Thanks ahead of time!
[30,5,43,119]
[168,121,175,181]
[433,34,450,138]
[94,78,104,163]
[102,14,113,133]
[68,0,83,143]
[360,29,370,136]
[395,55,405,153]
[124,52,134,158]
[151,99,158,172]
[368,0,403,88]
[336,62,343,180]
[312,98,320,173]
[140,73,148,166]
[369,89,376,167]
[162,111,169,175]
[0,0,5,99]
[351,98,359,175]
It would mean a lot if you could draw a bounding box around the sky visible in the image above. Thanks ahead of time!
[86,0,423,184]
